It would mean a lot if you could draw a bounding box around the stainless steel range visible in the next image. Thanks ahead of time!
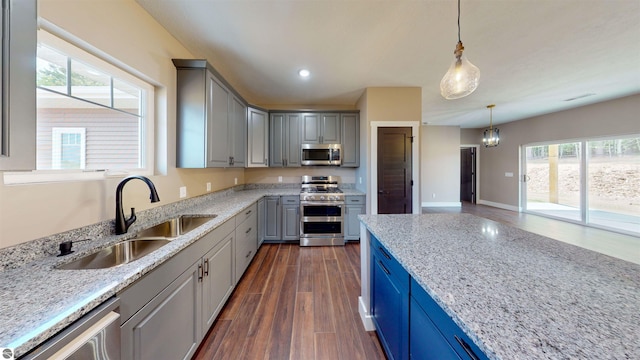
[300,175,345,246]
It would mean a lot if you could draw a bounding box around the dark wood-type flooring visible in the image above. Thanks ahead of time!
[193,242,386,360]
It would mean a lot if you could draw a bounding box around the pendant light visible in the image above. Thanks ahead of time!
[483,104,499,147]
[440,0,480,100]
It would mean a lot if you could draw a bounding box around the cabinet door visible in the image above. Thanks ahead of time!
[321,113,341,143]
[282,200,300,241]
[230,96,247,167]
[341,114,360,167]
[269,114,285,167]
[235,210,257,282]
[202,232,234,333]
[264,196,281,240]
[257,198,266,246]
[345,203,365,241]
[284,113,302,167]
[248,108,269,167]
[372,251,409,360]
[410,297,461,360]
[207,75,230,167]
[121,261,202,360]
[301,113,321,144]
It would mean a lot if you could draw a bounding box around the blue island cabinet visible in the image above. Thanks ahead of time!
[371,235,409,360]
[371,234,489,360]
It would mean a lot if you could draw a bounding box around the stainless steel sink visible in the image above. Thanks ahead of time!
[56,239,171,270]
[56,214,216,270]
[134,214,217,239]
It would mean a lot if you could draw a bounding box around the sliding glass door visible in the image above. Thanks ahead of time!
[522,135,640,235]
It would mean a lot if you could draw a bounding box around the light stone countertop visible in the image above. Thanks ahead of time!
[0,187,366,357]
[359,213,640,360]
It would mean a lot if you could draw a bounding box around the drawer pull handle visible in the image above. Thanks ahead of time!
[198,263,203,282]
[454,335,479,360]
[378,246,391,260]
[378,260,390,275]
[246,250,252,259]
[245,227,252,234]
[204,259,209,276]
[245,209,252,215]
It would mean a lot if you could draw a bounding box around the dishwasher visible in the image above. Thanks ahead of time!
[22,298,120,360]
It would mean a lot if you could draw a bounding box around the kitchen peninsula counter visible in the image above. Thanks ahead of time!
[358,213,640,359]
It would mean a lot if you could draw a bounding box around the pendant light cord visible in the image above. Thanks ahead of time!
[457,0,461,42]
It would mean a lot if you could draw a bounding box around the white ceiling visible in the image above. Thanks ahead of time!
[135,0,640,128]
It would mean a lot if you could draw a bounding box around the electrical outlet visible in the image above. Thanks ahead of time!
[359,177,362,184]
[234,177,238,185]
[505,172,514,177]
[432,193,436,199]
[278,176,283,183]
[179,186,187,198]
[206,182,211,192]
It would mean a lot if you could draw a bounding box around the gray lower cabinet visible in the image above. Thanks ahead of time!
[263,195,300,242]
[282,196,300,241]
[264,196,282,241]
[257,197,266,246]
[345,195,365,241]
[121,261,201,360]
[202,231,235,332]
[235,204,258,282]
[119,218,236,359]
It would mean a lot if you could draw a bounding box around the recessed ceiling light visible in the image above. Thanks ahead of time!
[298,69,310,78]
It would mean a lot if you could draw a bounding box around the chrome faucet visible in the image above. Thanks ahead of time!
[115,175,160,235]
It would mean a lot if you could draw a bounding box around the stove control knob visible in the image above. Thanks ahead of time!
[320,196,325,200]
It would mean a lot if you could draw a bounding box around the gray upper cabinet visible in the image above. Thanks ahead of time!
[341,113,360,167]
[0,0,36,171]
[247,107,269,167]
[301,113,341,144]
[270,113,301,167]
[173,59,247,168]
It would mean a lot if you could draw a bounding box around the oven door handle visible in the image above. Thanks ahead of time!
[300,202,344,206]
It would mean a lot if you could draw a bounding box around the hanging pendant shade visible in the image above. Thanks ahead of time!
[440,0,480,100]
[482,104,499,147]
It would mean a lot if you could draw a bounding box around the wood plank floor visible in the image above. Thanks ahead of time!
[193,242,386,360]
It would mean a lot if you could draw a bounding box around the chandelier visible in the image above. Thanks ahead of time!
[483,104,499,147]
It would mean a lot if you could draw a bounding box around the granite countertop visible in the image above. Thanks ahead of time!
[359,213,640,360]
[0,188,306,357]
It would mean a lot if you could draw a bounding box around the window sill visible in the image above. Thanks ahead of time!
[2,169,150,185]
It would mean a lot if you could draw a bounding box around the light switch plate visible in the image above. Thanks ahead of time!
[206,182,211,192]
[179,186,187,198]
[505,172,514,177]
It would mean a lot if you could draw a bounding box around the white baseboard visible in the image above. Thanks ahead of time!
[358,296,376,331]
[421,201,462,208]
[477,200,521,212]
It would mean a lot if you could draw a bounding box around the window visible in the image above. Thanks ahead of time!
[522,135,640,236]
[5,29,154,183]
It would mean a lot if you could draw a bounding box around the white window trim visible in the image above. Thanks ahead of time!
[4,24,155,185]
[52,127,86,169]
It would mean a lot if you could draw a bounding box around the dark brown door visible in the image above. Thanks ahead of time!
[377,127,412,214]
[460,147,476,203]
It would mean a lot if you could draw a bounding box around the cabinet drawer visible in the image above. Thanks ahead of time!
[281,195,300,205]
[410,278,488,360]
[371,235,409,290]
[236,203,257,226]
[345,195,365,204]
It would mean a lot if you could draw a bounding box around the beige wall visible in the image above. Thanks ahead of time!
[421,126,461,206]
[356,87,422,213]
[479,94,640,209]
[245,167,356,185]
[0,0,244,248]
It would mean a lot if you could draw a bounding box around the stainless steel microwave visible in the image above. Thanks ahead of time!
[301,143,341,166]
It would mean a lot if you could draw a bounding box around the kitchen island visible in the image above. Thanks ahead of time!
[358,213,640,359]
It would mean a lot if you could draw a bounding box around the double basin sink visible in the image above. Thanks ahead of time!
[56,215,217,270]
